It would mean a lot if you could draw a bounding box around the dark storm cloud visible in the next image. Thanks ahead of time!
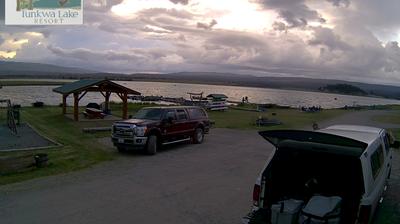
[47,44,184,64]
[258,0,350,29]
[326,0,350,7]
[272,21,287,31]
[343,0,400,39]
[206,32,266,49]
[197,19,217,30]
[308,27,351,51]
[47,45,144,61]
[258,0,324,28]
[169,0,189,5]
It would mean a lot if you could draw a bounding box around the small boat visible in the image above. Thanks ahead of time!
[206,94,228,111]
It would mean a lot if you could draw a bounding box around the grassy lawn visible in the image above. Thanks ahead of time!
[0,103,346,185]
[373,112,400,139]
[0,107,114,185]
[374,113,400,125]
[209,108,346,130]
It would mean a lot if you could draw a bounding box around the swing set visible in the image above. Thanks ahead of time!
[0,99,18,135]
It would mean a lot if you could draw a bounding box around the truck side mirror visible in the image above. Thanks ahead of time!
[391,140,400,149]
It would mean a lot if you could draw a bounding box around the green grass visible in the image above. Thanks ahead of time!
[209,108,346,130]
[373,112,400,140]
[374,113,400,125]
[0,107,114,185]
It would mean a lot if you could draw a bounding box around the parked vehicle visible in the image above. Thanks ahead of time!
[243,125,399,224]
[111,106,211,155]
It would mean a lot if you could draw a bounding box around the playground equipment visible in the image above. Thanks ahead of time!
[0,99,19,135]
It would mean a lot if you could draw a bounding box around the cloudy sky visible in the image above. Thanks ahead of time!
[0,0,400,84]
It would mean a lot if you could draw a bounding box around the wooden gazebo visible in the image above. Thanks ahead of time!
[53,79,140,121]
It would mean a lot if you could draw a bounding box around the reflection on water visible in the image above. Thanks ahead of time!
[1,81,400,109]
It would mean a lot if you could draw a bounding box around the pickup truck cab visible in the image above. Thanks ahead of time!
[243,125,399,224]
[111,106,210,155]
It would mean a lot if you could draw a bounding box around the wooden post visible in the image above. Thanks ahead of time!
[73,92,79,121]
[122,92,128,119]
[62,95,67,114]
[105,92,111,112]
[17,0,21,11]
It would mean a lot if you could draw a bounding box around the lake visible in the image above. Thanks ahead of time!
[1,81,400,108]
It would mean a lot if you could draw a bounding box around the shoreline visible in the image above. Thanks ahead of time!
[0,78,400,109]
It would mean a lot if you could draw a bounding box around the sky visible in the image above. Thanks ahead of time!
[0,0,400,84]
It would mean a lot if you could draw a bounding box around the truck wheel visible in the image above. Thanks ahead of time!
[146,135,158,155]
[117,146,126,153]
[193,128,204,144]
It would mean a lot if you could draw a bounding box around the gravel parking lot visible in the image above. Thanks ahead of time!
[0,128,273,224]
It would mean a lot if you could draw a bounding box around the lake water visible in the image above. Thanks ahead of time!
[1,81,400,108]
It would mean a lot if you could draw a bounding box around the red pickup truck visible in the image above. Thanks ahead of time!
[111,106,211,155]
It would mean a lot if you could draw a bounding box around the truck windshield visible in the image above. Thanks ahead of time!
[134,108,163,120]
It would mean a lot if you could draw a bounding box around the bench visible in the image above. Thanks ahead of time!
[83,108,106,119]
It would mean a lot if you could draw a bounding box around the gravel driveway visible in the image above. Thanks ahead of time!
[0,128,273,224]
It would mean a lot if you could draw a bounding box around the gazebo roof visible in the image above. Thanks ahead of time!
[53,79,140,95]
[207,94,228,99]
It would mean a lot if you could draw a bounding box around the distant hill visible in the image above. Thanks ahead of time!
[127,72,400,99]
[0,61,94,75]
[319,84,368,96]
[1,61,400,100]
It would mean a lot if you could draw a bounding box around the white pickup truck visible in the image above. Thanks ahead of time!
[243,125,399,224]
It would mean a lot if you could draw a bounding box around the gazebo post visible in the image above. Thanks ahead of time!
[73,92,79,121]
[105,91,111,112]
[62,94,67,114]
[122,92,128,119]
